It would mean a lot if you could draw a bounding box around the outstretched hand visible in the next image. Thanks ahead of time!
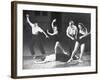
[46,36,49,38]
[71,37,74,40]
[79,36,83,39]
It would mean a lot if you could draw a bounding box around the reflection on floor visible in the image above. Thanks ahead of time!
[23,53,91,69]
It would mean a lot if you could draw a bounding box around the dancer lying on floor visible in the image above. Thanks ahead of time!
[33,20,79,64]
[33,19,68,63]
[33,41,69,63]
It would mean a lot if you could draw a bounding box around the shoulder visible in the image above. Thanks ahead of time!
[73,25,78,29]
[31,23,35,27]
[66,26,70,31]
[38,27,43,32]
[73,25,77,28]
[67,26,70,30]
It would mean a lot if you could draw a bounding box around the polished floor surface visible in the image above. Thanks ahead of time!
[23,53,90,69]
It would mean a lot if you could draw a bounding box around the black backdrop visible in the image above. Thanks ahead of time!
[23,10,91,56]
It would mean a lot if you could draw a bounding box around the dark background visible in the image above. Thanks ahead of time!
[23,10,91,57]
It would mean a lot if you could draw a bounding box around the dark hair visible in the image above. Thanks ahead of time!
[69,20,74,25]
[78,23,87,33]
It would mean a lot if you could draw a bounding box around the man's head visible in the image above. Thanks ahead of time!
[69,20,74,26]
[34,22,38,27]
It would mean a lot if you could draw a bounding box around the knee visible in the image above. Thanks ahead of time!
[81,43,85,47]
[55,41,60,49]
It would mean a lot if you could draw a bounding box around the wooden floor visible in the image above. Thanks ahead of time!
[23,53,91,69]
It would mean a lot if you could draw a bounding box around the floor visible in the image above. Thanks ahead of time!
[23,53,91,69]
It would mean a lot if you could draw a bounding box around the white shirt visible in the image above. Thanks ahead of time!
[31,24,43,35]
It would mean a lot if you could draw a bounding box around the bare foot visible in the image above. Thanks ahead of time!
[63,51,69,55]
[67,58,73,63]
[78,59,83,63]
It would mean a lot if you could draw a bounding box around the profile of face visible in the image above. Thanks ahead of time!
[78,24,82,29]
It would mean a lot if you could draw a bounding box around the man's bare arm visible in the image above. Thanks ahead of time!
[39,27,49,38]
[66,27,74,40]
[42,30,49,38]
[26,14,33,27]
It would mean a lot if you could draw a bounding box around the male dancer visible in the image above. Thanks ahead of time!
[66,20,79,63]
[26,14,49,60]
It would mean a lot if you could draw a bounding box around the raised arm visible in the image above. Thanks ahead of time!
[66,27,74,40]
[51,19,56,28]
[26,14,33,27]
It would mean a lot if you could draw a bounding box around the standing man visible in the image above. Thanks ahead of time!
[26,14,49,60]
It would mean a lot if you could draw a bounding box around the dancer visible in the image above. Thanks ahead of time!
[66,20,79,63]
[26,14,49,60]
[47,19,58,36]
[77,23,90,62]
[47,19,61,55]
[33,41,69,63]
[67,22,90,63]
[66,20,78,40]
[33,19,68,63]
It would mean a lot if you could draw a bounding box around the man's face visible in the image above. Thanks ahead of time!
[35,23,38,26]
[69,21,74,26]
